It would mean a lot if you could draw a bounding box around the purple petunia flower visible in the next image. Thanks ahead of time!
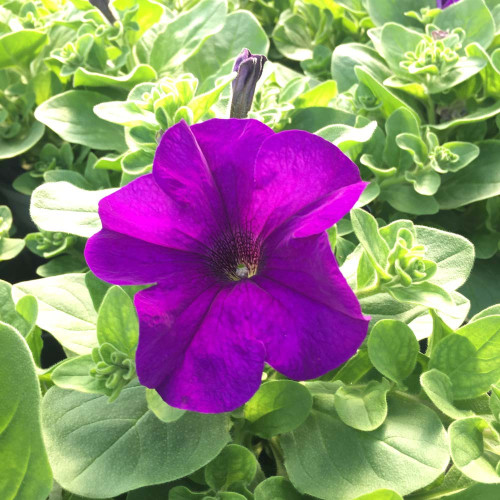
[85,119,369,413]
[436,0,460,8]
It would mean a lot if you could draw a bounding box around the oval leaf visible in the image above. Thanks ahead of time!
[0,322,52,500]
[41,384,230,498]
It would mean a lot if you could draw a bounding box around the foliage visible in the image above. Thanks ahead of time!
[1,0,500,499]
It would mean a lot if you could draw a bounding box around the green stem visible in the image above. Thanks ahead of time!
[356,283,382,299]
[269,437,288,478]
[379,175,406,189]
[425,97,436,125]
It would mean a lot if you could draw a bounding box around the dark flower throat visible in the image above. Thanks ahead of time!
[208,228,263,282]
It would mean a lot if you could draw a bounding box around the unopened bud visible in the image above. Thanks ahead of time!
[230,48,267,119]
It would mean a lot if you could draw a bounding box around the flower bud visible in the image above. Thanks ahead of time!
[90,342,136,402]
[230,48,267,119]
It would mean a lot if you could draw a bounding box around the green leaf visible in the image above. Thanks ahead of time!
[31,182,115,238]
[185,76,231,124]
[0,280,32,336]
[430,316,500,399]
[272,12,313,61]
[0,120,45,159]
[52,354,107,394]
[150,0,227,75]
[254,477,306,500]
[430,102,500,130]
[449,417,500,483]
[471,304,500,322]
[438,142,480,173]
[466,43,500,98]
[368,319,419,384]
[145,388,186,424]
[355,67,421,124]
[0,30,47,69]
[437,141,500,209]
[427,309,454,356]
[334,379,391,431]
[127,482,182,499]
[13,273,97,355]
[16,295,42,365]
[420,369,473,419]
[357,252,377,290]
[184,10,268,92]
[354,490,403,500]
[317,120,378,152]
[295,80,337,108]
[94,100,157,127]
[415,225,474,292]
[365,0,434,27]
[0,237,24,261]
[0,322,52,500]
[380,184,439,215]
[396,133,428,165]
[97,286,138,357]
[351,208,390,279]
[34,90,127,151]
[288,107,355,132]
[42,384,230,498]
[205,444,257,491]
[73,65,157,91]
[444,483,500,500]
[379,23,423,77]
[331,43,390,93]
[388,282,455,314]
[384,107,420,169]
[244,380,313,439]
[168,486,208,499]
[113,0,165,44]
[435,0,495,48]
[406,170,441,196]
[281,394,449,499]
[332,348,373,385]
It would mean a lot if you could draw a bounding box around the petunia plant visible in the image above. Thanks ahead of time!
[2,0,500,499]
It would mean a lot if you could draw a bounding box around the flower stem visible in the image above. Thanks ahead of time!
[356,283,382,299]
[269,437,288,478]
[425,97,436,125]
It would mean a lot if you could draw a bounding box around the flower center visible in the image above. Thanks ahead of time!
[208,229,262,282]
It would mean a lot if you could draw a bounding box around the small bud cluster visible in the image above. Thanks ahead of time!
[429,145,459,170]
[31,142,75,178]
[28,230,75,259]
[0,77,34,142]
[400,30,463,77]
[90,343,136,402]
[385,229,437,287]
[354,84,381,112]
[139,75,198,129]
[50,35,94,77]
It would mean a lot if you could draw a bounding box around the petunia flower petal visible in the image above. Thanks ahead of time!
[250,130,365,240]
[153,120,229,233]
[191,118,274,228]
[85,229,209,286]
[135,281,266,413]
[253,233,369,380]
[98,174,216,254]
